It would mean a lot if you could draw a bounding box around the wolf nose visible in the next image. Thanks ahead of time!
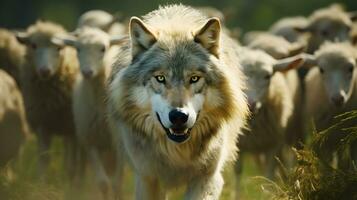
[169,109,188,125]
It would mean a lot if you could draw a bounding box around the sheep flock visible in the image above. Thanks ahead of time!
[0,3,357,200]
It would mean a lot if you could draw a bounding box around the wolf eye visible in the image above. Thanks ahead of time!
[190,76,200,83]
[155,75,166,83]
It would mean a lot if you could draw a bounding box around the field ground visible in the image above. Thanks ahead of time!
[0,136,273,200]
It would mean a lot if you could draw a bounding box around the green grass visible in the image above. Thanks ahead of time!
[2,111,357,200]
[0,136,268,200]
[2,111,357,199]
[257,111,357,200]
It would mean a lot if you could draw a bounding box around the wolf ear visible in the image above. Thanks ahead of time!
[194,18,221,58]
[129,17,157,58]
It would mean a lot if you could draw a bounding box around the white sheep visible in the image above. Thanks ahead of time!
[304,42,357,168]
[235,47,305,180]
[269,16,309,43]
[197,6,225,23]
[351,23,357,45]
[246,33,305,59]
[0,28,26,86]
[77,10,126,35]
[53,27,126,199]
[305,42,357,130]
[295,4,356,53]
[0,69,30,167]
[244,33,306,149]
[242,31,265,45]
[77,10,115,30]
[15,20,79,178]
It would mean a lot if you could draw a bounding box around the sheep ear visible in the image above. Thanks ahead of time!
[300,53,317,68]
[242,31,264,45]
[194,18,221,58]
[51,35,77,47]
[68,30,80,37]
[294,25,312,33]
[352,34,357,45]
[288,42,306,57]
[15,31,30,44]
[273,54,305,73]
[110,35,129,46]
[349,11,357,21]
[129,17,157,58]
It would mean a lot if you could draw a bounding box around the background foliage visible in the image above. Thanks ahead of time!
[1,0,357,33]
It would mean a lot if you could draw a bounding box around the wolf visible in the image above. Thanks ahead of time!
[107,4,249,200]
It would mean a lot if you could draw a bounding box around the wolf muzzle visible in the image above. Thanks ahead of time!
[156,112,191,143]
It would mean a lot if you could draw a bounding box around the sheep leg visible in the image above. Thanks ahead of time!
[77,146,87,181]
[254,154,265,172]
[89,148,111,200]
[351,143,357,170]
[37,129,51,178]
[113,146,125,200]
[184,171,224,200]
[135,175,166,200]
[233,154,244,200]
[64,135,77,180]
[339,142,357,171]
[264,147,281,180]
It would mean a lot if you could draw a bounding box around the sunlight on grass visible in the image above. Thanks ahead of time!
[0,136,268,200]
[4,110,355,200]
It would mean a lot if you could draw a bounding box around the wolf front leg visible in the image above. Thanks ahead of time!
[135,175,167,200]
[185,172,224,200]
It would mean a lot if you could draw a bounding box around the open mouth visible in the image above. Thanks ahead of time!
[156,113,191,143]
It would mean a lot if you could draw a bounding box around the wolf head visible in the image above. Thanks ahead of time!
[130,17,221,143]
[110,8,247,144]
